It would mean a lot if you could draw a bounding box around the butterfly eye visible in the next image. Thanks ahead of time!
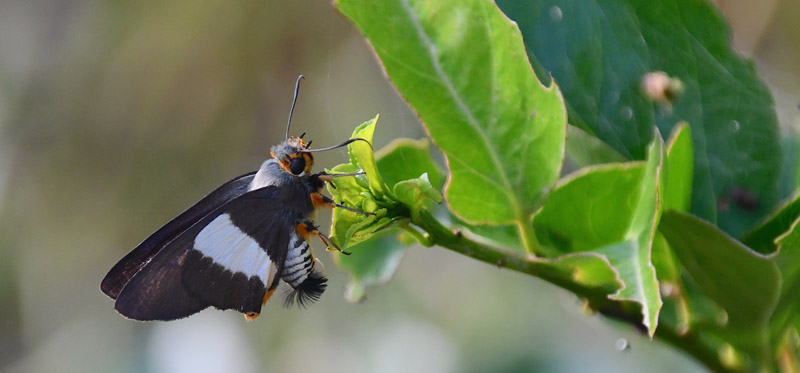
[289,157,306,175]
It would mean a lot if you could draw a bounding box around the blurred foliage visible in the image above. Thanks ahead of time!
[0,0,797,372]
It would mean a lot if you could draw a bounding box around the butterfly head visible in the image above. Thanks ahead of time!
[271,136,315,176]
[271,75,370,177]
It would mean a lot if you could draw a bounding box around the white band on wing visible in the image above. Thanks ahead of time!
[194,213,272,284]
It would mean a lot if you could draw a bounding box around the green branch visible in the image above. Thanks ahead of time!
[411,208,740,373]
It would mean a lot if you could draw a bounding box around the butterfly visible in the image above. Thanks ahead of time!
[100,75,371,321]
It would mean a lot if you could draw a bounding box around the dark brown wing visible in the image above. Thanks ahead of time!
[113,184,314,321]
[101,172,256,299]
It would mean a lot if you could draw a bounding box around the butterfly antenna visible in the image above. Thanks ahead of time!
[299,138,372,153]
[286,75,305,140]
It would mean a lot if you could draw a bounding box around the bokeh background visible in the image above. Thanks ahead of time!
[0,1,797,372]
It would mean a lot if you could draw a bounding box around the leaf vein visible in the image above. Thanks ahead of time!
[397,0,515,197]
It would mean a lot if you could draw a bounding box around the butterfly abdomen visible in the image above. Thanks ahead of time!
[282,230,327,307]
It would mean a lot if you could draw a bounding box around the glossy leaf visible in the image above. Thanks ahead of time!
[498,0,782,237]
[336,0,567,225]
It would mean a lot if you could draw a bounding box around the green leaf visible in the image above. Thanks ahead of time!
[335,230,409,302]
[454,216,524,250]
[374,138,445,190]
[368,136,446,197]
[742,192,800,255]
[565,124,627,167]
[602,136,663,336]
[545,252,621,294]
[775,219,800,290]
[768,217,800,345]
[498,0,782,237]
[651,231,690,334]
[663,122,693,213]
[328,125,452,250]
[349,115,388,198]
[535,134,664,335]
[335,0,567,227]
[328,161,385,248]
[393,173,443,210]
[329,163,369,207]
[659,210,780,357]
[595,240,661,336]
[535,163,646,251]
[328,117,395,248]
[331,134,448,299]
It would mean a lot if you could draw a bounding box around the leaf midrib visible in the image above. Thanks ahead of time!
[397,0,520,217]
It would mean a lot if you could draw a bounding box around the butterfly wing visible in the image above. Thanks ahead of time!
[113,185,311,321]
[101,172,256,299]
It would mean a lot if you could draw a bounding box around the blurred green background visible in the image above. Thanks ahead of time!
[0,1,797,372]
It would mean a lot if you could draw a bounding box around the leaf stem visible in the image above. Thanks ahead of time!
[414,208,579,291]
[515,216,558,257]
[399,221,433,247]
[411,207,740,373]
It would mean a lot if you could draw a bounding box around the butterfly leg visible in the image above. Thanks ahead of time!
[298,221,351,256]
[311,191,374,216]
[315,170,364,190]
[314,172,376,215]
[316,171,366,180]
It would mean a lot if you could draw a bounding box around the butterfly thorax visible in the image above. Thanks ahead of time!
[249,138,329,225]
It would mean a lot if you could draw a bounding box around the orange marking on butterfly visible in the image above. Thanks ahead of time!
[310,192,331,209]
[245,312,259,321]
[296,223,313,241]
[262,288,276,306]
